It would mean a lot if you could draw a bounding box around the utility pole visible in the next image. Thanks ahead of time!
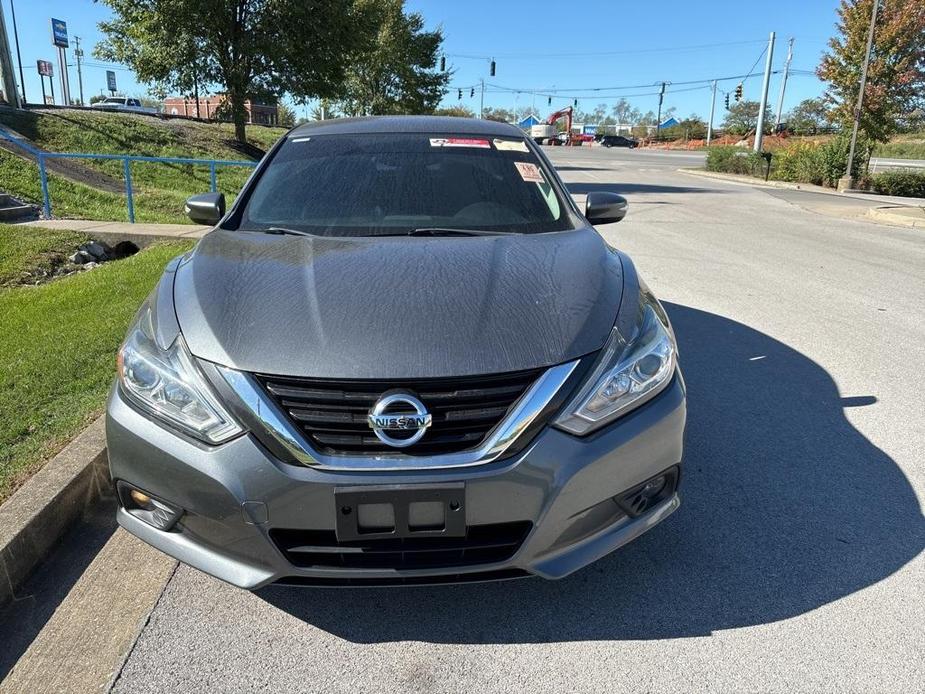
[753,31,776,152]
[774,38,794,132]
[10,0,26,103]
[479,78,485,119]
[655,82,667,140]
[73,35,85,106]
[707,80,717,146]
[840,0,878,191]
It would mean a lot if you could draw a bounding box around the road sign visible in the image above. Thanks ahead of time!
[106,70,117,93]
[37,60,54,77]
[51,18,69,48]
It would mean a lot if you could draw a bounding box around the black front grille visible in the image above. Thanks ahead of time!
[271,521,532,570]
[253,369,541,456]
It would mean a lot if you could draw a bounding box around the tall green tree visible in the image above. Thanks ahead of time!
[338,0,448,116]
[817,0,925,142]
[722,100,773,136]
[95,0,371,143]
[786,98,830,135]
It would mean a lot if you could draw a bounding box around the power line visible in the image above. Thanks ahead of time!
[446,38,769,60]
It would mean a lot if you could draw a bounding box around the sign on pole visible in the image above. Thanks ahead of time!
[50,18,69,48]
[106,70,117,94]
[37,60,54,77]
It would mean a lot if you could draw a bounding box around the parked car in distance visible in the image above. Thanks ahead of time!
[108,116,685,589]
[600,135,638,148]
[91,97,158,115]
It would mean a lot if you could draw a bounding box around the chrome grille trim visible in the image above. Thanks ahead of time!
[217,360,579,471]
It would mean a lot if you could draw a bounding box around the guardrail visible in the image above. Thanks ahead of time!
[0,124,258,223]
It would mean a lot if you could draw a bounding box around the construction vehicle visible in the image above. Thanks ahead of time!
[529,107,573,145]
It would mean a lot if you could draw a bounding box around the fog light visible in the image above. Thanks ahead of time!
[615,467,679,518]
[129,489,153,508]
[117,481,183,531]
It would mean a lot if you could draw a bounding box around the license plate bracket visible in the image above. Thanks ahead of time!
[334,484,465,542]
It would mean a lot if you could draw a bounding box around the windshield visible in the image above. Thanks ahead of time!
[236,133,574,236]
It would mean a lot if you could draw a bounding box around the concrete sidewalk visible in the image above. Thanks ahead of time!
[16,219,210,245]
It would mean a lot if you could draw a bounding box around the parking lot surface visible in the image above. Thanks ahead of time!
[108,146,925,693]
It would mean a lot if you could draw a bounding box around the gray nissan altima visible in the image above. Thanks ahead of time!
[106,116,685,588]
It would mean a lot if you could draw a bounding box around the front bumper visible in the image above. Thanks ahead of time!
[106,374,686,589]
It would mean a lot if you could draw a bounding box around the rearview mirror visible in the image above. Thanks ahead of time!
[585,192,628,225]
[185,192,226,225]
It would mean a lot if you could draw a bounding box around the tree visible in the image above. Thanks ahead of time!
[310,99,339,121]
[817,0,925,142]
[611,98,640,125]
[433,105,475,118]
[89,94,107,104]
[338,0,448,116]
[787,98,830,135]
[96,0,371,143]
[481,107,515,123]
[722,100,773,136]
[277,103,297,127]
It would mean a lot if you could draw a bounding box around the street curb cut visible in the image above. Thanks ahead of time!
[0,417,109,607]
[866,206,925,228]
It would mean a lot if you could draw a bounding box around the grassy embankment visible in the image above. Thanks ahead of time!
[0,223,194,502]
[0,108,287,223]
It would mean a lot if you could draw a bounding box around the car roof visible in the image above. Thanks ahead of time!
[288,116,524,139]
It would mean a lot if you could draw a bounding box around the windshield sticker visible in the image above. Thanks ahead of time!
[290,136,311,143]
[429,137,491,148]
[514,162,545,183]
[493,139,529,152]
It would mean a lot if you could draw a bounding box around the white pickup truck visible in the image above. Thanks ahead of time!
[90,97,159,115]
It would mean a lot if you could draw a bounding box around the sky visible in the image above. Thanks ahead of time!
[3,0,841,123]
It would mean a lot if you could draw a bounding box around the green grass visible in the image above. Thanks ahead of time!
[872,138,925,160]
[0,224,195,502]
[0,108,287,223]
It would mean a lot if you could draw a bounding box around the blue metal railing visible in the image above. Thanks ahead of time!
[0,124,258,223]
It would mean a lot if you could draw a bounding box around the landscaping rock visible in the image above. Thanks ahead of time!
[79,241,111,261]
[81,261,99,271]
[68,251,85,265]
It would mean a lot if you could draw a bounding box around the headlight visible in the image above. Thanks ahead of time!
[118,302,243,444]
[554,301,677,436]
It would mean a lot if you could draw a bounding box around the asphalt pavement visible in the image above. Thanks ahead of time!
[101,145,925,693]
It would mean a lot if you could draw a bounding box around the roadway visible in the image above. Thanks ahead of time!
[112,147,923,692]
[2,146,922,693]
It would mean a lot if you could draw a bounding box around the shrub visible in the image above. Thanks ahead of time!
[705,146,766,176]
[773,140,824,185]
[870,171,925,198]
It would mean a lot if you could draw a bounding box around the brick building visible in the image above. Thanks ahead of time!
[162,95,278,124]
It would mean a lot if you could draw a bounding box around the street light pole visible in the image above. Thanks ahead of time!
[74,35,85,106]
[753,31,776,152]
[9,0,25,103]
[840,0,879,191]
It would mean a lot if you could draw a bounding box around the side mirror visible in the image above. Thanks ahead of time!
[185,192,226,225]
[585,192,628,225]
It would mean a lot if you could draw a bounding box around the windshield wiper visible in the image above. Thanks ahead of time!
[405,227,515,237]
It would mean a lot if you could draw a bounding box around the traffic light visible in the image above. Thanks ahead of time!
[458,89,462,100]
[470,87,474,98]
[439,55,445,72]
[734,83,743,101]
[548,96,552,106]
[725,93,730,110]
[573,99,578,107]
[490,60,496,77]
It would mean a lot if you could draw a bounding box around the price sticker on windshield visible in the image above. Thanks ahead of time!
[514,162,545,183]
[429,138,491,148]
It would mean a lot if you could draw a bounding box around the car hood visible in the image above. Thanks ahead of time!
[173,227,623,379]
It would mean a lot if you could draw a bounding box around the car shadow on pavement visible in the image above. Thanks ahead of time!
[257,303,924,643]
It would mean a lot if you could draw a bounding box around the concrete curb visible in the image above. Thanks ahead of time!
[0,417,110,607]
[866,206,925,228]
[677,167,828,192]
